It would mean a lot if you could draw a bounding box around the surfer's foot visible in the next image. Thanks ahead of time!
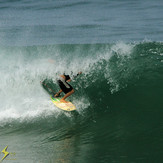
[60,99,68,103]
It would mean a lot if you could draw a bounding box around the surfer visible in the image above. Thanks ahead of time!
[54,72,82,103]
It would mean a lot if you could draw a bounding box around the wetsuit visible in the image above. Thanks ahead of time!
[57,75,73,94]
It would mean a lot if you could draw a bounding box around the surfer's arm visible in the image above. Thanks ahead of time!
[55,89,63,97]
[67,79,71,82]
[72,72,82,79]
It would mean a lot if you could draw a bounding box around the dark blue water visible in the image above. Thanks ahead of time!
[0,1,163,163]
[0,0,162,46]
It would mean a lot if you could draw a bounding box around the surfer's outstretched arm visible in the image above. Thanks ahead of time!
[74,72,82,77]
[71,72,82,80]
[55,89,62,97]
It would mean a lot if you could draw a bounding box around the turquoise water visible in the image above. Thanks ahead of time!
[0,0,163,163]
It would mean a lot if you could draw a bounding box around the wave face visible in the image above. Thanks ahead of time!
[0,42,163,162]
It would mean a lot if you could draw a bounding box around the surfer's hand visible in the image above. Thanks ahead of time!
[54,94,58,97]
[55,93,60,97]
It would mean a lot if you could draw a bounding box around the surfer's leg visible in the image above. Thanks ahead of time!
[60,89,74,103]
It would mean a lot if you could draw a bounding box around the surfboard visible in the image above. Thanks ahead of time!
[51,96,76,111]
[40,81,76,111]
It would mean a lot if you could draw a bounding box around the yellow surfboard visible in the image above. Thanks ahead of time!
[51,96,76,111]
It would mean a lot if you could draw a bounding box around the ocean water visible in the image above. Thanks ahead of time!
[0,0,163,163]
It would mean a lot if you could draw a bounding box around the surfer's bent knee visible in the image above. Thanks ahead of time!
[67,89,74,94]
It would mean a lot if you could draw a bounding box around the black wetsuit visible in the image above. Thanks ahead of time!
[57,75,73,94]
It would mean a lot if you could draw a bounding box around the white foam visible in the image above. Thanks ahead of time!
[0,42,135,124]
[111,41,134,56]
